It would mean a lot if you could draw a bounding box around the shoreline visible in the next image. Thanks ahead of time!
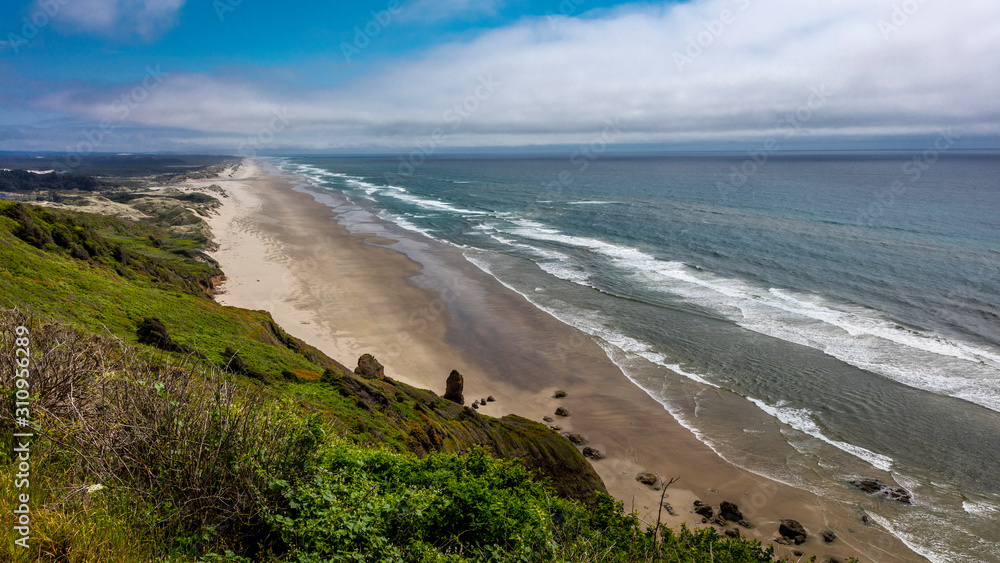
[198,159,924,563]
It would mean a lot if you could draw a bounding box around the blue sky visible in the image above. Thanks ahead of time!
[1,0,998,154]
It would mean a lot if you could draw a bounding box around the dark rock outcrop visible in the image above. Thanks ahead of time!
[582,447,604,460]
[849,478,912,504]
[720,500,744,522]
[822,529,837,543]
[636,472,658,486]
[443,369,464,404]
[567,433,586,445]
[354,353,385,379]
[553,390,567,398]
[725,527,740,538]
[486,395,495,402]
[779,519,807,545]
[693,501,714,519]
[555,406,570,417]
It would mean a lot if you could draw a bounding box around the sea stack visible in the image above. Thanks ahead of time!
[354,354,385,379]
[444,369,465,404]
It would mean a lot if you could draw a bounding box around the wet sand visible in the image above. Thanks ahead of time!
[201,160,924,563]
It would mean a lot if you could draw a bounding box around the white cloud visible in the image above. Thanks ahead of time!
[26,0,1000,150]
[45,0,186,41]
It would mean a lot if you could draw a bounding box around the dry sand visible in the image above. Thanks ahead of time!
[202,160,924,563]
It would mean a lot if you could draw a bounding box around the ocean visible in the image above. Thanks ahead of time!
[276,152,1000,562]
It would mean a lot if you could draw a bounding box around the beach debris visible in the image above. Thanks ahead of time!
[712,514,728,527]
[582,447,604,460]
[444,369,464,404]
[822,529,837,543]
[566,433,586,445]
[554,406,570,417]
[486,395,495,402]
[354,354,385,380]
[543,416,554,422]
[553,389,567,398]
[849,478,912,504]
[778,519,807,545]
[720,500,744,522]
[662,502,675,515]
[793,550,804,557]
[693,500,714,519]
[636,472,658,486]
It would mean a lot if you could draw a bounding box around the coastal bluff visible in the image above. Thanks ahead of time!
[321,357,608,504]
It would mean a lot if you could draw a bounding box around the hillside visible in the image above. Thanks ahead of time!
[0,200,787,562]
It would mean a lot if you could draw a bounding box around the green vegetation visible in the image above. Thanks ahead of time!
[0,169,118,193]
[0,154,237,179]
[0,202,797,562]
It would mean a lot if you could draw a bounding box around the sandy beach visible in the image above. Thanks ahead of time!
[196,160,923,563]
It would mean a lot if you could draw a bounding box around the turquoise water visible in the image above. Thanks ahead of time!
[278,153,1000,562]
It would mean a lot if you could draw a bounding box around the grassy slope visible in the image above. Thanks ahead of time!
[0,201,335,376]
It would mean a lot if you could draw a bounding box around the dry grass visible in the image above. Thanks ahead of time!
[0,309,326,560]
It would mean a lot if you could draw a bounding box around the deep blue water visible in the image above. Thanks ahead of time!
[279,153,1000,562]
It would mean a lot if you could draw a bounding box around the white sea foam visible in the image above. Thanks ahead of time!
[964,500,1000,517]
[747,398,894,471]
[500,219,1000,413]
[866,512,1000,563]
[484,231,592,284]
[375,210,437,239]
[380,189,489,216]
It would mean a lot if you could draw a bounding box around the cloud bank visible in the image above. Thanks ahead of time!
[43,0,186,40]
[13,0,1000,152]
